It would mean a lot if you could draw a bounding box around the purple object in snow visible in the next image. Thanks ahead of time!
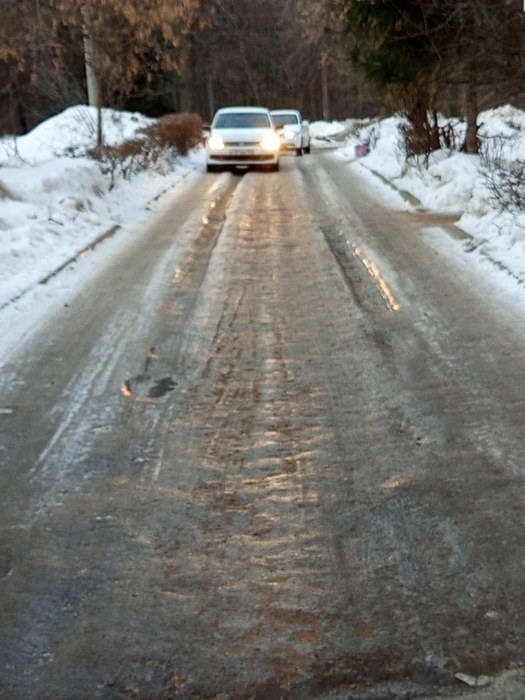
[355,144,369,158]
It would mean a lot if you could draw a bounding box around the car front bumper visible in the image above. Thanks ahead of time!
[206,147,279,166]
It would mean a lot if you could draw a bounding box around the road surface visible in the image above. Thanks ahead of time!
[1,151,525,699]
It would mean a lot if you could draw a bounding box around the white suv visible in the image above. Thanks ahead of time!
[270,109,311,156]
[206,106,281,172]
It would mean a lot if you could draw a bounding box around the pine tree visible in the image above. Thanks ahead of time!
[335,0,444,154]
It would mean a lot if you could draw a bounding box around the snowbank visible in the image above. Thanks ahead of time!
[326,106,525,284]
[0,105,154,165]
[0,105,204,308]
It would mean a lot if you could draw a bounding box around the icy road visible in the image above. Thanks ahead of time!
[2,152,525,699]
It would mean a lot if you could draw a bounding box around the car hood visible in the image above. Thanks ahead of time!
[211,128,272,142]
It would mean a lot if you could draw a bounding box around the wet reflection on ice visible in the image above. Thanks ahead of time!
[353,246,400,312]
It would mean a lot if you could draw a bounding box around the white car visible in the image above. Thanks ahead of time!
[270,109,311,156]
[205,106,281,172]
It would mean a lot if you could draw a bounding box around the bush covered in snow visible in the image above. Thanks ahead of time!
[478,109,525,213]
[0,105,205,309]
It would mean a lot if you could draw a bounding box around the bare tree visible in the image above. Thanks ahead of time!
[0,0,74,132]
[438,0,525,153]
[188,0,377,120]
[48,0,200,144]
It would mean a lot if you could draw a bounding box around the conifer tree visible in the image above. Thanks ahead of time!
[335,0,444,154]
[334,0,525,154]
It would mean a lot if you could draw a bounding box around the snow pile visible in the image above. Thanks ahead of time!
[479,104,525,159]
[310,119,356,140]
[309,117,373,149]
[0,105,204,308]
[331,106,525,282]
[0,106,154,164]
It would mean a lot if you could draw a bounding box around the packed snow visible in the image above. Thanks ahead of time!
[1,104,525,361]
[323,107,525,283]
[0,106,204,311]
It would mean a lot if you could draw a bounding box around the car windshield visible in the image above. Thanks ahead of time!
[214,113,271,128]
[271,114,299,127]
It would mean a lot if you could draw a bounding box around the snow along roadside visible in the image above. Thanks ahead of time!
[352,157,525,290]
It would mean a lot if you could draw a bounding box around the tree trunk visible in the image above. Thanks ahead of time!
[96,100,103,149]
[14,89,28,134]
[178,33,194,113]
[82,8,99,108]
[239,36,262,105]
[206,74,214,121]
[462,66,479,154]
[321,56,329,121]
[8,66,28,134]
[81,6,103,147]
[401,85,440,157]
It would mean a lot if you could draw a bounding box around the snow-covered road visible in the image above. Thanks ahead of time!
[3,105,525,368]
[2,149,525,698]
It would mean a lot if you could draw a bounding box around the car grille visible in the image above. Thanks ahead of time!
[213,154,274,161]
[223,141,260,147]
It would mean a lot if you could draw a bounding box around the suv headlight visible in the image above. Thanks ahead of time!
[261,132,281,151]
[208,135,224,150]
[283,129,295,140]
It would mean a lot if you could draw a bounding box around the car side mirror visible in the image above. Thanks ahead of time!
[202,125,211,136]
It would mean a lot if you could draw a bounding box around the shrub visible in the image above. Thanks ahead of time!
[88,139,147,189]
[480,135,525,212]
[399,114,460,166]
[140,112,204,160]
[89,112,204,186]
[357,122,380,150]
[401,118,440,162]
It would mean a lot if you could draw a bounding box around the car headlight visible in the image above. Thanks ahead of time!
[260,132,281,151]
[283,130,295,140]
[208,135,224,150]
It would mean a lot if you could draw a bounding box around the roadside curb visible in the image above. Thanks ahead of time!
[38,224,121,285]
[37,167,197,287]
[0,166,201,313]
[145,166,196,206]
[356,159,525,288]
[359,162,473,242]
[0,222,122,313]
